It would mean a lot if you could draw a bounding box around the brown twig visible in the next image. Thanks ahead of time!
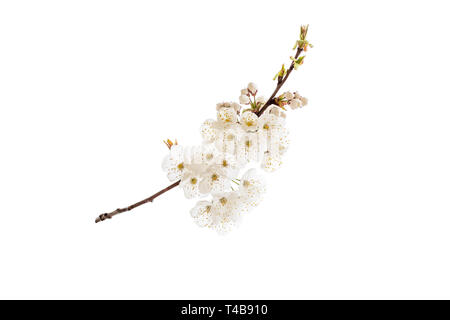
[256,46,304,117]
[95,180,180,223]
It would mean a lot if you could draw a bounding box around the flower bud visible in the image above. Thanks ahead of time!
[247,82,258,95]
[299,96,308,107]
[289,99,301,109]
[256,96,266,104]
[239,95,250,104]
[283,91,294,100]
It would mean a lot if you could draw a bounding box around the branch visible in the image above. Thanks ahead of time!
[256,46,304,117]
[95,180,180,223]
[96,32,307,224]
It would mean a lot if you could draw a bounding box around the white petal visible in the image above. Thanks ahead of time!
[199,178,212,194]
[167,168,183,181]
[241,111,258,132]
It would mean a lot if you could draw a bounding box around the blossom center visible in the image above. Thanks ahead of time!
[190,177,197,185]
[211,174,218,181]
[177,163,184,170]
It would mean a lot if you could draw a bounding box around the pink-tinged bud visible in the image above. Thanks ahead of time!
[247,82,258,95]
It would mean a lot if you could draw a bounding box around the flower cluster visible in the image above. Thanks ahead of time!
[94,25,311,228]
[161,83,307,234]
[278,91,308,110]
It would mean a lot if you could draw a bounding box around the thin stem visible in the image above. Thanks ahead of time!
[256,46,304,117]
[95,180,180,223]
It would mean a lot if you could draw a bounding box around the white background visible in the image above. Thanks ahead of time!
[1,0,449,299]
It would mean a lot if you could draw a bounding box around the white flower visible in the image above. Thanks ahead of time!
[214,123,244,154]
[261,151,282,172]
[190,200,213,227]
[239,168,267,211]
[241,88,249,95]
[239,168,266,194]
[258,112,284,132]
[161,145,186,181]
[199,143,221,166]
[239,95,250,105]
[199,166,230,194]
[217,152,240,179]
[240,168,266,196]
[240,110,258,132]
[247,82,258,95]
[180,170,202,199]
[217,106,238,124]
